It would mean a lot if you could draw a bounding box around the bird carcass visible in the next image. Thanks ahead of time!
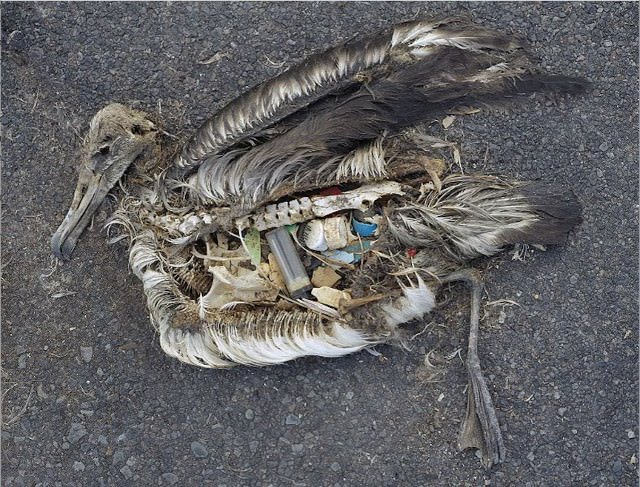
[51,17,588,467]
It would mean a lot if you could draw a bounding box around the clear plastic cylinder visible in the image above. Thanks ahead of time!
[265,227,312,298]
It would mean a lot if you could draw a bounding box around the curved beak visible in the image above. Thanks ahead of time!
[51,168,116,260]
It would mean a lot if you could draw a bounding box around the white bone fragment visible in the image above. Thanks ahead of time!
[200,266,277,310]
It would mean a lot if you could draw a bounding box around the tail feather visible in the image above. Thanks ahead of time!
[388,175,582,262]
[502,182,582,245]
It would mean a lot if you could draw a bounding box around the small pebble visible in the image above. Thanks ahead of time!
[285,414,300,425]
[244,408,254,420]
[80,346,93,363]
[627,430,636,439]
[120,465,133,480]
[72,461,85,472]
[161,473,179,485]
[612,459,623,475]
[36,384,49,399]
[191,441,209,458]
[112,449,126,466]
[67,423,87,444]
[558,407,567,416]
[330,462,341,472]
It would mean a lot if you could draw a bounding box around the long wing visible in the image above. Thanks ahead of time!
[171,17,522,173]
[173,17,587,208]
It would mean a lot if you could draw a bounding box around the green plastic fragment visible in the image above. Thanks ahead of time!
[245,227,262,267]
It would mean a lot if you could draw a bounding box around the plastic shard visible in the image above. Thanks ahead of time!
[311,266,342,288]
[311,286,352,310]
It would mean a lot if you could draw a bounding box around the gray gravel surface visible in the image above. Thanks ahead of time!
[2,2,638,486]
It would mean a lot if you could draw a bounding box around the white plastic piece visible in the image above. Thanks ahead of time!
[304,216,352,251]
[322,249,355,265]
[303,220,329,251]
[323,216,350,249]
[311,287,352,309]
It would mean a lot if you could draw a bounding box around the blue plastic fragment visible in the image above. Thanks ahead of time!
[322,249,355,264]
[352,218,377,237]
[341,241,372,262]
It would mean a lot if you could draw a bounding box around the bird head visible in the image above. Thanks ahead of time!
[51,103,158,260]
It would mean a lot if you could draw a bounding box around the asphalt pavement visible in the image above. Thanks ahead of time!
[2,2,638,486]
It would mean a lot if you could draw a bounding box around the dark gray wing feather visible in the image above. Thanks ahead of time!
[172,17,523,174]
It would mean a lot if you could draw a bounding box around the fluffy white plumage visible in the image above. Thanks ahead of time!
[382,276,436,327]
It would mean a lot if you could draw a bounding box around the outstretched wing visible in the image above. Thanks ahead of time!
[173,17,587,208]
[172,17,522,172]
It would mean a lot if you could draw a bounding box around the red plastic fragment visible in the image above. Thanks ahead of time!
[407,248,417,258]
[319,186,342,196]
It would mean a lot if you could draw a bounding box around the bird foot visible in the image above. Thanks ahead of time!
[458,360,505,468]
[442,269,505,468]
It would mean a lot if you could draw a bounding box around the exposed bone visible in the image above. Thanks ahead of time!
[236,181,404,232]
[143,181,404,243]
[200,266,278,310]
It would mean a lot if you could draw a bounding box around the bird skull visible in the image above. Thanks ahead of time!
[51,103,158,260]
